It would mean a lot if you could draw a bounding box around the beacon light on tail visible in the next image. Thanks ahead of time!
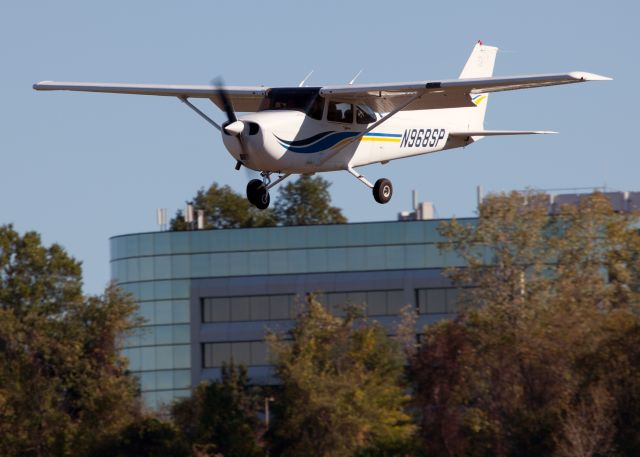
[33,41,610,209]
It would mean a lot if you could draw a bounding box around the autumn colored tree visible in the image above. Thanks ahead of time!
[412,192,640,457]
[266,295,415,457]
[0,225,142,456]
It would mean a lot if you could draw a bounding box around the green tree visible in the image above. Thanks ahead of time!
[90,418,190,457]
[411,192,640,457]
[172,177,347,230]
[171,182,277,230]
[171,362,263,457]
[0,225,142,456]
[274,175,347,225]
[266,295,415,457]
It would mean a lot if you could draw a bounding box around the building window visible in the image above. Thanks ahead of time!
[416,288,460,314]
[202,341,269,368]
[201,289,408,324]
[202,294,295,323]
[316,289,406,316]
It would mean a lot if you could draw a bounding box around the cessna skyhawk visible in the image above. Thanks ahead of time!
[34,41,610,209]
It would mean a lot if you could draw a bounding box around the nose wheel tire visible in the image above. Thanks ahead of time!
[246,179,262,205]
[373,178,393,204]
[254,190,270,210]
[246,179,271,210]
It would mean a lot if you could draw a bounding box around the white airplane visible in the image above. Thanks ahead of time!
[34,41,610,209]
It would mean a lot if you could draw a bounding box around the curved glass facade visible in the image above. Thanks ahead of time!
[110,219,471,408]
[111,222,465,281]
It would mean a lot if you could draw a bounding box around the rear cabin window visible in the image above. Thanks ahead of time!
[356,104,376,124]
[327,101,353,123]
[259,88,323,120]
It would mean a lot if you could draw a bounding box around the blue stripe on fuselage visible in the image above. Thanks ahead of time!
[277,131,360,153]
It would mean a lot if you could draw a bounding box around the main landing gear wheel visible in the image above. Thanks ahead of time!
[246,179,271,210]
[373,178,393,204]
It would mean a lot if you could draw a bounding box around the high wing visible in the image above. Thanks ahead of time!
[34,71,610,114]
[319,72,611,112]
[33,81,268,112]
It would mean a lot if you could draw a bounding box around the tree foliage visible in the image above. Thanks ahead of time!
[0,225,142,456]
[171,362,263,457]
[274,175,347,226]
[171,176,347,230]
[90,418,190,457]
[438,191,640,314]
[266,296,415,457]
[411,192,640,457]
[171,182,277,230]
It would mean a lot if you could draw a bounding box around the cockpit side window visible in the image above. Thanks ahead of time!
[258,88,323,120]
[306,96,324,120]
[327,101,353,124]
[356,104,377,124]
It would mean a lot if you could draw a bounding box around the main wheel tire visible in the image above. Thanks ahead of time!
[254,188,270,210]
[246,179,263,206]
[373,178,393,204]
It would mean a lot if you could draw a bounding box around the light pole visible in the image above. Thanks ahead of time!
[264,396,275,429]
[264,396,275,457]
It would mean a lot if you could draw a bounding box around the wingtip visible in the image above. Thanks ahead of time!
[33,81,51,90]
[569,71,613,81]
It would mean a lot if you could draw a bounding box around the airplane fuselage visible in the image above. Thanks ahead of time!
[222,107,472,174]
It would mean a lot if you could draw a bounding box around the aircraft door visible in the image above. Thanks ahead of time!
[352,103,376,161]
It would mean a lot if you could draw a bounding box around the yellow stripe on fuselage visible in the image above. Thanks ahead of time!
[361,137,401,142]
[330,136,401,150]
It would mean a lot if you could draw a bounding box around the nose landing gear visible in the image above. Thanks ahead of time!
[246,179,270,210]
[246,172,292,210]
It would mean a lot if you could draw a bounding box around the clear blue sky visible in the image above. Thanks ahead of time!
[1,1,636,294]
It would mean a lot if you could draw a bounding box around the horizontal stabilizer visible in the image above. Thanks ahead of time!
[450,130,557,137]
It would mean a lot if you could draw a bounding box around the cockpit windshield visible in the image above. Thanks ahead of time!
[258,88,323,120]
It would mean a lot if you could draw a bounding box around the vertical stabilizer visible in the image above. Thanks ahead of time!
[460,40,498,78]
[460,41,498,130]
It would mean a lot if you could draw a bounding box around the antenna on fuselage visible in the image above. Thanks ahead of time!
[298,70,314,87]
[348,69,364,85]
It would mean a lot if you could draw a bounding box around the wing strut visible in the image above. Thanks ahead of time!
[319,93,422,166]
[178,96,221,132]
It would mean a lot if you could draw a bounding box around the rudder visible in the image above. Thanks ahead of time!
[460,41,498,130]
[460,40,498,78]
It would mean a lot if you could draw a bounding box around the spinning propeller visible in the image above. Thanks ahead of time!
[215,77,249,170]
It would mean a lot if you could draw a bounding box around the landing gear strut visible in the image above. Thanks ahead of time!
[346,167,393,204]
